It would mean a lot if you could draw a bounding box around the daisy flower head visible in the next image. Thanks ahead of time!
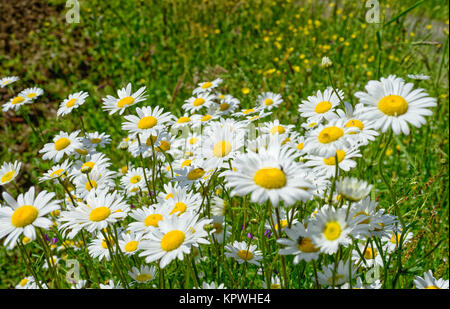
[102,83,147,115]
[196,282,227,289]
[384,229,414,253]
[0,187,60,249]
[73,152,111,176]
[127,204,173,236]
[119,232,145,256]
[351,243,384,268]
[182,93,216,113]
[2,94,32,112]
[355,75,437,135]
[308,206,354,254]
[0,160,22,186]
[414,270,449,289]
[210,215,231,244]
[39,131,83,163]
[193,78,223,95]
[259,119,295,137]
[0,76,19,88]
[99,279,123,289]
[120,166,150,194]
[57,91,89,117]
[201,123,245,170]
[15,276,37,289]
[39,159,72,183]
[262,276,282,289]
[221,139,313,207]
[122,106,173,137]
[128,265,157,285]
[88,234,115,261]
[18,87,44,100]
[277,221,320,263]
[61,190,129,234]
[298,87,343,123]
[213,94,240,116]
[224,240,262,266]
[336,177,372,202]
[171,113,194,133]
[257,92,283,111]
[72,169,116,199]
[173,163,213,189]
[303,118,358,157]
[331,102,380,146]
[165,189,202,217]
[317,260,357,287]
[82,131,112,149]
[304,145,361,179]
[138,212,212,268]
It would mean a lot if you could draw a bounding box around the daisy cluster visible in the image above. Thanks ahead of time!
[0,73,447,290]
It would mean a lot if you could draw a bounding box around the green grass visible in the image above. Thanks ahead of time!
[0,0,448,289]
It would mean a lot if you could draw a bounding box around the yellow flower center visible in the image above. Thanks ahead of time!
[201,82,212,89]
[170,202,187,216]
[12,96,25,104]
[219,103,230,111]
[297,237,320,253]
[363,247,377,259]
[157,140,171,152]
[160,230,185,251]
[328,274,345,283]
[177,116,191,123]
[243,108,255,114]
[314,101,332,114]
[20,278,29,287]
[137,116,158,129]
[1,170,15,183]
[426,286,440,289]
[117,96,134,108]
[270,125,286,135]
[120,166,128,174]
[274,219,288,231]
[85,180,97,191]
[81,161,95,170]
[323,221,342,241]
[181,159,192,167]
[50,169,64,178]
[253,167,287,189]
[144,214,163,227]
[136,274,152,282]
[264,98,274,106]
[75,148,88,155]
[323,149,346,165]
[187,168,205,180]
[66,98,77,108]
[11,205,39,227]
[270,284,281,289]
[201,114,212,121]
[130,175,141,184]
[101,237,114,249]
[89,207,111,222]
[390,234,401,244]
[124,240,139,252]
[237,249,253,261]
[318,126,344,144]
[296,142,304,150]
[213,141,232,157]
[378,95,408,116]
[345,119,364,133]
[145,135,157,146]
[213,222,223,234]
[165,193,174,200]
[189,138,199,145]
[90,138,101,144]
[54,137,71,151]
[27,93,37,98]
[193,98,205,106]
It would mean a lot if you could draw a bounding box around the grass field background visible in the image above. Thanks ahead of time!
[0,0,448,288]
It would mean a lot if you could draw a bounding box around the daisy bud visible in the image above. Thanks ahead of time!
[249,218,258,225]
[119,141,129,150]
[321,56,333,69]
[81,165,93,174]
[203,224,215,232]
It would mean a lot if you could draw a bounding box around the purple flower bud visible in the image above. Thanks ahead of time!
[264,229,272,238]
[52,237,58,245]
[44,235,50,242]
[247,232,254,239]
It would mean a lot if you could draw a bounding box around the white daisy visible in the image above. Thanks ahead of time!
[57,91,89,117]
[0,187,60,249]
[304,146,361,178]
[224,240,262,266]
[127,204,173,235]
[39,131,83,163]
[2,94,32,112]
[0,160,22,186]
[355,75,437,135]
[18,87,44,100]
[122,106,173,137]
[82,131,112,149]
[102,83,147,115]
[0,76,20,88]
[193,78,223,95]
[257,92,283,111]
[138,212,212,268]
[414,270,449,289]
[317,260,357,287]
[128,265,157,284]
[277,221,321,263]
[298,87,343,123]
[183,93,216,113]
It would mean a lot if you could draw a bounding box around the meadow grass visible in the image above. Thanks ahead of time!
[0,0,448,289]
